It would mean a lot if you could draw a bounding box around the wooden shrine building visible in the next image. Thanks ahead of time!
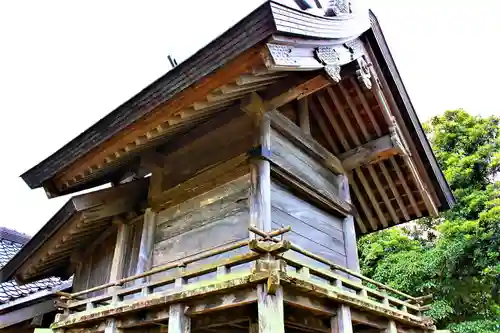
[0,1,454,332]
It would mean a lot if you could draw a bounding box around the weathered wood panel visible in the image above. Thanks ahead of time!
[271,181,347,267]
[122,218,144,286]
[72,231,116,297]
[152,174,250,273]
[270,128,340,204]
[155,113,253,196]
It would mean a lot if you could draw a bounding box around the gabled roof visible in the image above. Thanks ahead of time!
[0,178,149,284]
[0,227,63,305]
[15,2,453,237]
[20,0,370,196]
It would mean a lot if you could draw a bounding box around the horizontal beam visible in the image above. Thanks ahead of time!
[265,75,331,110]
[268,109,344,175]
[339,133,404,171]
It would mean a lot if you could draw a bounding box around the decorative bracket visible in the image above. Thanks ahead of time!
[355,57,372,90]
[324,0,352,17]
[314,46,341,82]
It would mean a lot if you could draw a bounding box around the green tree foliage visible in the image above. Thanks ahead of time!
[358,110,500,332]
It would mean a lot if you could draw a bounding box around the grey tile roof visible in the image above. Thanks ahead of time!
[0,227,63,304]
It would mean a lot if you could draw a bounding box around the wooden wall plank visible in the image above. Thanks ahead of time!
[271,181,347,267]
[270,129,341,206]
[72,231,116,297]
[152,174,250,270]
[156,113,253,196]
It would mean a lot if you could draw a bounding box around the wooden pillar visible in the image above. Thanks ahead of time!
[168,304,190,333]
[385,320,397,333]
[104,318,123,333]
[250,115,272,233]
[257,284,285,333]
[339,174,360,273]
[109,218,130,297]
[331,304,353,333]
[169,267,190,333]
[243,93,272,235]
[298,97,311,135]
[135,208,157,276]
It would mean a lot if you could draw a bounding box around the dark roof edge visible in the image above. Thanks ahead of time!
[365,10,455,210]
[0,200,76,283]
[21,1,277,190]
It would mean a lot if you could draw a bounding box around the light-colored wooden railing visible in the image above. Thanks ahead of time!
[55,226,430,318]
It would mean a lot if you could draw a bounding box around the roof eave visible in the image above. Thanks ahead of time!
[364,10,455,210]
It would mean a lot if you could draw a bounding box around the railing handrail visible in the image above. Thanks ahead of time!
[59,226,425,306]
[64,239,250,299]
[288,243,418,302]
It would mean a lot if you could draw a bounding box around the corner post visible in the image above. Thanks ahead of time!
[242,92,272,234]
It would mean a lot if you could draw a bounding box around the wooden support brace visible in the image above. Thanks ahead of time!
[249,240,291,254]
[298,96,311,135]
[339,134,404,171]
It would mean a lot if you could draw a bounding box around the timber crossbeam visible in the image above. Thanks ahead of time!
[52,228,433,332]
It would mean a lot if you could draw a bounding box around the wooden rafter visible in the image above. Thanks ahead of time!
[350,77,418,219]
[367,71,439,217]
[339,134,403,171]
[316,92,388,229]
[327,86,399,225]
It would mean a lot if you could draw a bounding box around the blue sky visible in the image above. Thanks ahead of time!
[0,0,498,233]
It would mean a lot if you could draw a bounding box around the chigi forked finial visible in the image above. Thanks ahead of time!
[294,0,352,16]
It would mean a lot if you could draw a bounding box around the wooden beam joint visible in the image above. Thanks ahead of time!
[339,132,405,171]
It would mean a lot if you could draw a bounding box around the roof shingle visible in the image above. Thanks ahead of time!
[0,227,62,304]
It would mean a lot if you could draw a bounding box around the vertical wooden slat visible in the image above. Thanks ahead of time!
[135,208,157,276]
[330,304,353,333]
[299,97,311,135]
[257,284,285,333]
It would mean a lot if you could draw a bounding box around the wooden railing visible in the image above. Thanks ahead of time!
[55,226,430,320]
